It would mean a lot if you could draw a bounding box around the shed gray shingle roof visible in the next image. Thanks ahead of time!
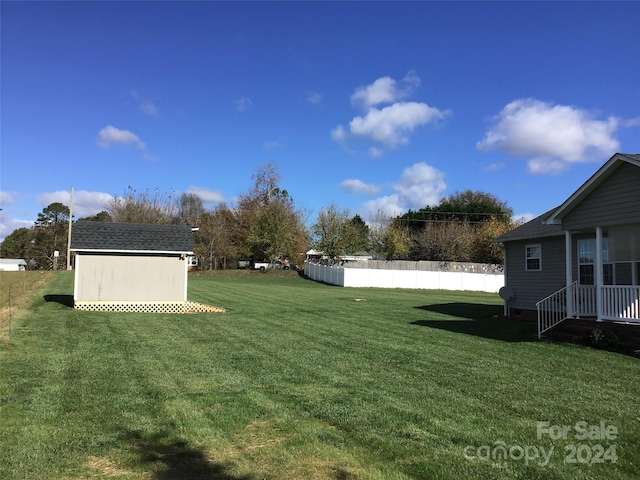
[495,208,564,243]
[70,221,194,253]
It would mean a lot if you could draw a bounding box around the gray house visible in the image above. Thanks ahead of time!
[497,153,640,336]
[70,221,196,313]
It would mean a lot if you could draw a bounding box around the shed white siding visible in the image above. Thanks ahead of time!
[74,254,187,302]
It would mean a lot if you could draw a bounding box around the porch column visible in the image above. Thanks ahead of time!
[595,226,603,321]
[503,246,509,318]
[565,231,574,317]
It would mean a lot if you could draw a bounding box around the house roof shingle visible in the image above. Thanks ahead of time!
[70,221,194,253]
[495,208,564,243]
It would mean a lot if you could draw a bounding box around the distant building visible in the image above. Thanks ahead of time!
[0,259,27,271]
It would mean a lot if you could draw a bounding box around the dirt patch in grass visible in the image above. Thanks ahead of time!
[85,456,138,478]
[206,419,291,463]
[206,419,370,480]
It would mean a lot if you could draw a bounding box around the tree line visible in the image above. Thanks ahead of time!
[313,190,516,265]
[1,164,518,270]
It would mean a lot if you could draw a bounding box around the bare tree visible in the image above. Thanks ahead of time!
[106,187,176,224]
[175,193,205,226]
[411,221,474,262]
[252,161,282,204]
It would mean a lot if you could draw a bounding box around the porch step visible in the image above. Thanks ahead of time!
[542,318,640,356]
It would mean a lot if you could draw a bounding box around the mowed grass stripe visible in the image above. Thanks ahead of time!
[1,271,639,479]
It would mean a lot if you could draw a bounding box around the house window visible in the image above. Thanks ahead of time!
[579,239,596,285]
[525,244,541,271]
[578,238,610,285]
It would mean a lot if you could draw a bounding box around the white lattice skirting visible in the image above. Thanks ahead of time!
[74,301,225,314]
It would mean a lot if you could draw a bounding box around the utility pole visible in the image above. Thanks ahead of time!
[66,187,73,270]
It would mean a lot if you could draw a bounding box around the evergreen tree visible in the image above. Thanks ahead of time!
[0,227,32,260]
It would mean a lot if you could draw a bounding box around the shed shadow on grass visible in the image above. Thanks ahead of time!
[44,294,74,308]
[125,430,254,480]
[412,303,535,342]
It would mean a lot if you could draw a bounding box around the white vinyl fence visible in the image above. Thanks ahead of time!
[304,261,504,293]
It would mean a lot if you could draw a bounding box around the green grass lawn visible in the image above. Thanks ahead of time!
[0,271,57,341]
[1,271,639,479]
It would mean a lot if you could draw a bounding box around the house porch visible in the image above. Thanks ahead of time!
[537,282,640,335]
[536,223,640,340]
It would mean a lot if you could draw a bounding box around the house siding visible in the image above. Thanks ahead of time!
[74,253,186,302]
[504,236,566,312]
[563,163,640,230]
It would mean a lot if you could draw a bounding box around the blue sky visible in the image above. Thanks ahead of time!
[1,1,639,240]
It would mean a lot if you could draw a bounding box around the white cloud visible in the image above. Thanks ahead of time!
[0,216,33,241]
[0,191,16,205]
[131,90,159,116]
[394,162,447,210]
[331,125,348,144]
[625,116,640,127]
[512,212,536,224]
[38,190,113,218]
[368,147,383,158]
[403,70,421,88]
[349,101,449,148]
[97,125,146,150]
[361,194,404,219]
[339,179,381,196]
[350,72,421,110]
[333,73,450,155]
[526,158,567,175]
[351,77,403,110]
[235,97,253,112]
[307,92,323,105]
[359,162,446,219]
[186,186,225,204]
[484,162,505,171]
[477,98,620,174]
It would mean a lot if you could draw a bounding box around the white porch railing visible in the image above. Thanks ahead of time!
[602,286,640,322]
[575,285,596,317]
[537,284,640,338]
[536,282,576,338]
